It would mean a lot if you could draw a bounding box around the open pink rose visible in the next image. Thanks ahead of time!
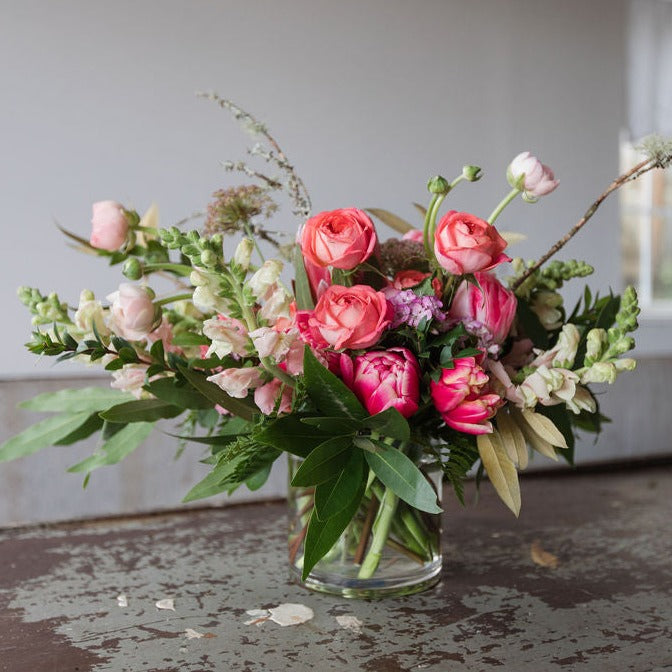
[340,347,420,418]
[434,211,510,275]
[430,357,502,434]
[300,284,392,350]
[508,151,559,198]
[449,272,517,344]
[301,208,377,270]
[107,283,159,340]
[90,200,129,251]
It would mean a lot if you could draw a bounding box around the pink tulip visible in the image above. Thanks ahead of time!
[449,272,517,344]
[507,151,559,199]
[430,357,502,434]
[90,200,129,251]
[341,347,421,418]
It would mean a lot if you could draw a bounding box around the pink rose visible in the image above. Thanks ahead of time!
[107,283,159,340]
[300,284,392,350]
[434,211,510,275]
[254,379,293,415]
[508,151,559,199]
[449,272,517,344]
[340,347,420,418]
[430,357,502,434]
[392,270,430,290]
[300,208,377,270]
[90,200,129,251]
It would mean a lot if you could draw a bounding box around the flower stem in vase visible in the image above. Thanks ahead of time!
[358,485,400,579]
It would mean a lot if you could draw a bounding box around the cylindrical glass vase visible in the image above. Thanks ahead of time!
[287,453,442,599]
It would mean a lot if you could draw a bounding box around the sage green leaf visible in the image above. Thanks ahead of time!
[361,407,410,442]
[302,476,366,580]
[0,412,91,462]
[182,458,239,502]
[365,443,442,514]
[314,450,365,520]
[177,365,256,421]
[303,348,366,420]
[366,208,414,234]
[293,245,315,311]
[412,202,427,218]
[19,388,134,413]
[256,414,333,457]
[145,378,214,410]
[291,436,354,487]
[54,413,104,446]
[68,422,154,474]
[477,432,521,517]
[100,399,183,423]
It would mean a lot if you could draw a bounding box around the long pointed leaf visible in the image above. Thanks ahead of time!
[19,388,134,413]
[366,208,414,234]
[100,399,183,423]
[293,245,315,311]
[477,432,521,516]
[256,414,334,458]
[314,450,365,520]
[291,436,354,487]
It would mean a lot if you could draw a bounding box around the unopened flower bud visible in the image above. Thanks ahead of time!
[233,238,254,271]
[427,175,450,195]
[462,165,482,182]
[247,260,283,300]
[581,362,617,384]
[585,328,607,364]
[507,151,559,199]
[122,258,143,280]
[200,249,217,268]
[614,357,636,372]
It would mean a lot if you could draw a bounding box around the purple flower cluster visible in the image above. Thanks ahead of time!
[383,288,446,330]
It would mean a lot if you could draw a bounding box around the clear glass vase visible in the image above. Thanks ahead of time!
[287,452,442,599]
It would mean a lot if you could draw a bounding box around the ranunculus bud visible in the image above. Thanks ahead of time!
[462,165,483,182]
[507,152,559,200]
[340,347,421,418]
[449,272,517,344]
[122,258,143,281]
[300,208,377,270]
[434,211,510,275]
[427,175,450,195]
[107,283,160,340]
[90,201,130,251]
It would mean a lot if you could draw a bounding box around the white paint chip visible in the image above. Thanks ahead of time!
[336,614,363,634]
[244,608,270,626]
[185,628,204,639]
[268,603,314,627]
[116,594,128,608]
[155,598,175,611]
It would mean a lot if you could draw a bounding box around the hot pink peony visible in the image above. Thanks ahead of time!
[430,357,502,434]
[449,272,517,344]
[507,151,559,198]
[90,200,129,251]
[300,208,377,270]
[340,347,421,418]
[434,211,510,275]
[300,284,392,350]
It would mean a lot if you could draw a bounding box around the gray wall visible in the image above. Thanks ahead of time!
[0,0,669,524]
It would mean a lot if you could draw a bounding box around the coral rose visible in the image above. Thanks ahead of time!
[434,211,510,275]
[90,200,129,251]
[301,208,377,270]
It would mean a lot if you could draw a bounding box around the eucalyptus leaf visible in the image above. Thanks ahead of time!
[100,399,184,423]
[364,443,442,514]
[19,387,134,413]
[314,450,365,520]
[291,436,354,487]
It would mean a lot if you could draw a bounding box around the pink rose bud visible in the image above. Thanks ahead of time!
[392,270,430,290]
[300,284,393,350]
[449,272,517,344]
[300,208,377,270]
[434,211,510,275]
[507,151,559,199]
[430,357,502,434]
[107,283,159,341]
[341,347,421,418]
[90,200,130,251]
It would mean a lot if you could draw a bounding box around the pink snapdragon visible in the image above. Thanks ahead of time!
[207,367,264,398]
[340,347,421,418]
[203,315,250,358]
[254,378,293,415]
[430,357,502,434]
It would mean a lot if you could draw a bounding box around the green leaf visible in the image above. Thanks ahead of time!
[302,476,366,580]
[171,332,210,347]
[102,420,126,441]
[182,458,240,502]
[150,338,165,363]
[538,404,575,466]
[177,365,257,421]
[292,245,315,311]
[145,378,214,410]
[365,443,442,514]
[303,348,366,420]
[300,416,361,434]
[256,414,333,458]
[54,413,104,446]
[361,407,410,442]
[516,300,549,348]
[68,422,154,474]
[291,436,354,487]
[366,208,414,234]
[476,432,521,517]
[0,412,91,462]
[596,294,621,330]
[19,387,134,413]
[314,450,365,520]
[100,399,183,423]
[246,463,273,491]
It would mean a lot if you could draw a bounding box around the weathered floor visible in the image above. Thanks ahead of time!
[0,464,671,672]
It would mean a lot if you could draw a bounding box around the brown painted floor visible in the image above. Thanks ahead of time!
[0,464,671,672]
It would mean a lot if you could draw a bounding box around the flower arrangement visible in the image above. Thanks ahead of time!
[3,97,670,596]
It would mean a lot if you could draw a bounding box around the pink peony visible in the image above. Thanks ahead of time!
[434,211,510,275]
[340,347,421,418]
[300,284,392,350]
[107,283,158,341]
[90,200,129,251]
[508,151,559,199]
[449,272,517,344]
[430,357,502,434]
[300,208,377,270]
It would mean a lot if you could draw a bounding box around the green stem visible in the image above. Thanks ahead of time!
[154,292,193,306]
[423,194,441,260]
[488,187,521,224]
[243,224,266,264]
[143,262,193,276]
[358,485,399,579]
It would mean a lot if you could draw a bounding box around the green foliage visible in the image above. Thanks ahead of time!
[100,399,184,423]
[19,388,134,413]
[290,436,355,487]
[292,245,315,311]
[537,405,575,466]
[314,450,366,520]
[427,434,479,506]
[516,299,549,348]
